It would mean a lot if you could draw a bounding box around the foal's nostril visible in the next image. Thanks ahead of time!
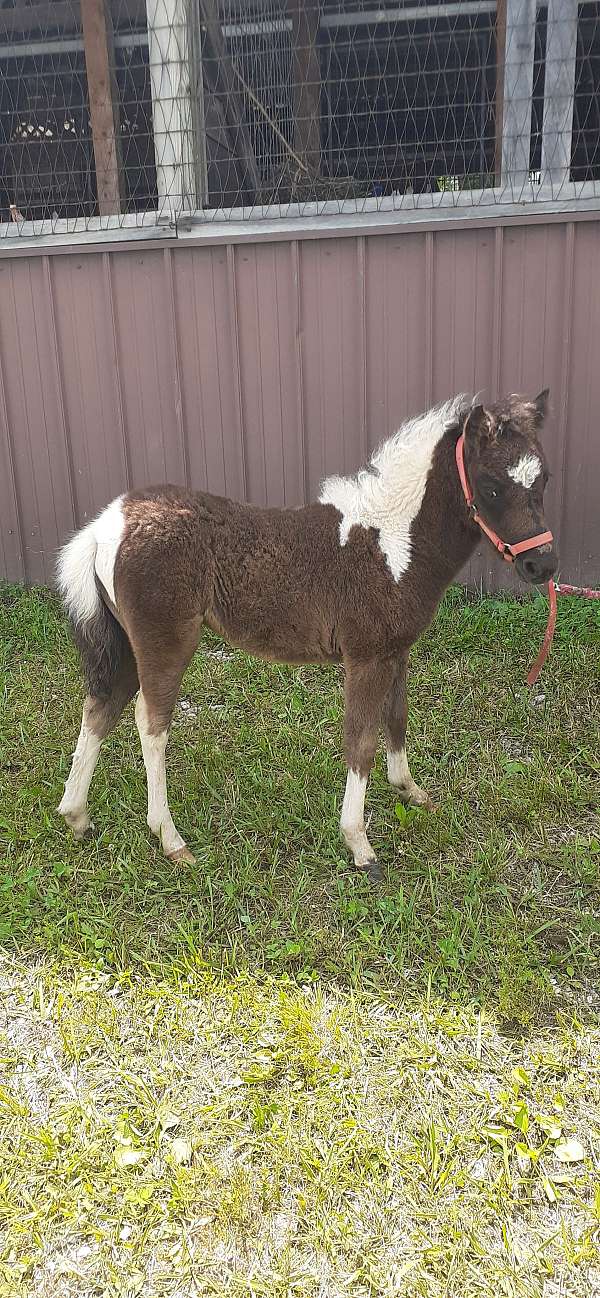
[521,550,558,584]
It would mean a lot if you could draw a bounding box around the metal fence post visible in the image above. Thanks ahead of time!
[541,0,578,192]
[501,0,537,191]
[145,0,207,219]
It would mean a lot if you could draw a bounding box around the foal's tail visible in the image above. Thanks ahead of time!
[56,519,128,700]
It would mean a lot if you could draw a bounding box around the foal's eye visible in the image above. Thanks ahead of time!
[480,477,501,501]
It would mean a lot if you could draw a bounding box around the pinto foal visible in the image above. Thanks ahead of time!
[57,392,557,880]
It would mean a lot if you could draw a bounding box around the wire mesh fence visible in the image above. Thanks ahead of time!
[1,0,599,236]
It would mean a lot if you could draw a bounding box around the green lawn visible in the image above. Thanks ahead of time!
[0,584,599,1298]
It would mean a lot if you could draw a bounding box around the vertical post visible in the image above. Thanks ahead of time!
[81,0,125,216]
[199,0,260,201]
[288,0,321,176]
[541,0,578,190]
[501,0,537,191]
[189,0,209,207]
[495,0,507,184]
[145,0,205,218]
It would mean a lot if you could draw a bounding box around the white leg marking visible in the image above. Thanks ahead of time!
[58,705,102,837]
[340,769,376,869]
[386,746,411,787]
[135,694,193,862]
[386,746,432,808]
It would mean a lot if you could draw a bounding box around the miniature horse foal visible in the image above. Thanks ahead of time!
[57,392,557,879]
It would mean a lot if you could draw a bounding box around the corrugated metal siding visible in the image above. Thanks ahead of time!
[0,218,598,589]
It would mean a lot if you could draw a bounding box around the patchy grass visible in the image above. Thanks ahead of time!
[0,583,598,1297]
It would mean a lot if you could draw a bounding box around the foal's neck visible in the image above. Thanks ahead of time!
[410,425,480,591]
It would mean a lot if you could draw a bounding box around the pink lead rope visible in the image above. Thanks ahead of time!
[455,433,600,686]
[526,579,557,687]
[527,581,600,686]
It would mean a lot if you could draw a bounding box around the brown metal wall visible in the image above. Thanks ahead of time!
[0,217,598,590]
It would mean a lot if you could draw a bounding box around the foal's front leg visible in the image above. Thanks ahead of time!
[341,659,395,881]
[382,654,432,809]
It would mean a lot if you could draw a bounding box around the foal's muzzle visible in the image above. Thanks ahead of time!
[515,546,559,586]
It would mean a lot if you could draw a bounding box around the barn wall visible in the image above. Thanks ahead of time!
[0,214,598,590]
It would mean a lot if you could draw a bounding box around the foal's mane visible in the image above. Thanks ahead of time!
[375,393,472,458]
[318,393,474,561]
[333,393,474,501]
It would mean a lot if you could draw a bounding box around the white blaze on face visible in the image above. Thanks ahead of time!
[507,453,542,490]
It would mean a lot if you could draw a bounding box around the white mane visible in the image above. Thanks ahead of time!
[319,394,471,582]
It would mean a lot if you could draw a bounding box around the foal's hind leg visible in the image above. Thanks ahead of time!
[58,648,139,837]
[132,621,202,865]
[382,655,433,809]
[341,658,395,881]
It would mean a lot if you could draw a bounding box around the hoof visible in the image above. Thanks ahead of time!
[394,785,435,811]
[58,804,93,839]
[361,856,383,884]
[167,845,196,865]
[72,820,94,841]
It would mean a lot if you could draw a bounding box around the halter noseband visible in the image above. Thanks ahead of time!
[455,432,554,562]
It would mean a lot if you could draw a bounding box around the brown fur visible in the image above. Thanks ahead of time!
[59,392,557,878]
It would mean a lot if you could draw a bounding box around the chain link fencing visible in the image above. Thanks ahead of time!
[1,0,599,236]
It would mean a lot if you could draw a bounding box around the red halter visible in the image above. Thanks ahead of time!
[454,432,599,684]
[455,432,554,562]
[455,431,555,684]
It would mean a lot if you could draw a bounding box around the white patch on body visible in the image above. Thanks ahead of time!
[93,496,125,606]
[56,496,124,624]
[319,395,470,581]
[57,705,103,837]
[507,454,542,489]
[135,693,189,859]
[340,769,374,867]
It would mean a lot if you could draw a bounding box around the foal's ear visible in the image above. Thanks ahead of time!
[464,403,493,442]
[533,388,550,425]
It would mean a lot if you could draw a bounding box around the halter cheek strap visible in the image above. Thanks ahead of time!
[455,432,554,562]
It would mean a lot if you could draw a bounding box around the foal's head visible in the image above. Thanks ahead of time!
[463,390,558,584]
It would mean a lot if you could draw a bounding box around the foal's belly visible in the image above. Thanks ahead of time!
[204,609,341,668]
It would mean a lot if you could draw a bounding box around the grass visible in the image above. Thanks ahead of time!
[0,582,599,1297]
